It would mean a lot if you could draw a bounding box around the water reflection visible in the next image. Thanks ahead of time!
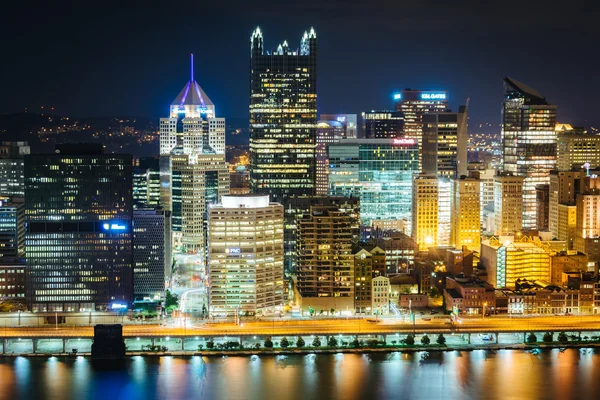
[0,350,598,399]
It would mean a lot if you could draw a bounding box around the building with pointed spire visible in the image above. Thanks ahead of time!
[249,27,317,204]
[159,55,229,253]
[501,77,557,230]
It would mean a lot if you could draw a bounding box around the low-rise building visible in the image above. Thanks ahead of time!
[399,293,428,309]
[443,276,496,315]
[372,276,390,315]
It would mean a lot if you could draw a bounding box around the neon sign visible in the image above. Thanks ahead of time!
[393,138,416,145]
[420,93,446,100]
[393,93,402,100]
[103,223,127,231]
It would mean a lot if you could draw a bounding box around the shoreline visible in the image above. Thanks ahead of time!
[2,342,600,358]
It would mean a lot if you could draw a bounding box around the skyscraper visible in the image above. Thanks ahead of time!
[362,111,404,139]
[494,173,524,235]
[411,174,439,250]
[0,198,25,259]
[297,205,355,315]
[0,142,30,197]
[133,157,161,209]
[328,138,418,229]
[555,124,600,171]
[502,77,557,230]
[25,144,133,312]
[315,114,357,195]
[133,208,172,301]
[394,90,448,171]
[451,174,481,251]
[249,27,317,204]
[208,195,284,316]
[422,105,469,178]
[159,55,229,253]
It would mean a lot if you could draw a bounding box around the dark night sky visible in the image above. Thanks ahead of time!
[2,0,599,130]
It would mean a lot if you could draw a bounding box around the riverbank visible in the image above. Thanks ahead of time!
[2,341,600,357]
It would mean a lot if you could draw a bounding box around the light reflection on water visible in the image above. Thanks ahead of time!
[0,349,599,400]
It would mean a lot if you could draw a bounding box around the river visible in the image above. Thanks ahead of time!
[0,349,598,399]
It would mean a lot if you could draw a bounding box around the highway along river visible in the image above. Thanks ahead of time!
[0,349,599,399]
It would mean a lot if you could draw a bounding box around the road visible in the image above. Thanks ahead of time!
[2,315,600,338]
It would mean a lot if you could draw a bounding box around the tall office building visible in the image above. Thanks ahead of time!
[536,184,550,231]
[422,105,468,178]
[501,77,557,230]
[283,196,359,274]
[133,208,172,301]
[328,138,418,228]
[159,56,229,253]
[394,90,448,171]
[249,27,317,204]
[549,171,581,248]
[133,157,161,209]
[320,114,357,138]
[315,117,354,195]
[574,173,600,267]
[171,153,229,252]
[0,142,30,197]
[556,124,600,170]
[451,175,481,251]
[362,111,404,139]
[208,195,284,316]
[437,178,452,246]
[297,205,355,314]
[468,162,496,227]
[0,199,25,259]
[25,144,133,312]
[494,173,524,235]
[412,174,439,250]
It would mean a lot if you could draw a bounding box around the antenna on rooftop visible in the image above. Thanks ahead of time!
[190,53,194,82]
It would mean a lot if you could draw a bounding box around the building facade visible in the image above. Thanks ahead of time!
[556,125,600,171]
[25,144,133,312]
[494,173,524,235]
[133,208,172,301]
[0,199,25,259]
[208,195,284,316]
[362,111,403,139]
[133,157,161,209]
[412,174,439,250]
[296,205,354,314]
[0,142,30,198]
[501,77,557,230]
[451,175,481,251]
[328,138,418,228]
[249,27,317,204]
[422,107,468,178]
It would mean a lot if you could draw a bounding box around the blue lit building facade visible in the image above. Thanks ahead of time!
[25,144,133,312]
[328,138,418,227]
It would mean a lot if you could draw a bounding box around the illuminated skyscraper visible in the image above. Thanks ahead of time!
[208,195,284,316]
[494,173,524,235]
[25,144,133,312]
[315,114,357,195]
[362,111,404,139]
[249,27,317,204]
[0,198,25,259]
[394,90,448,171]
[133,157,160,209]
[328,138,418,229]
[555,124,600,171]
[159,55,229,253]
[0,142,30,197]
[451,174,481,251]
[422,105,469,178]
[501,77,557,230]
[412,174,439,250]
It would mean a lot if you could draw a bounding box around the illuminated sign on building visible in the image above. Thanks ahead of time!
[393,93,402,100]
[103,223,127,231]
[227,247,241,254]
[420,93,447,100]
[393,138,416,146]
[337,116,346,122]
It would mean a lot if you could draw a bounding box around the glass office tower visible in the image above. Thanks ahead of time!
[328,138,418,228]
[502,77,557,230]
[249,27,317,204]
[25,144,133,312]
